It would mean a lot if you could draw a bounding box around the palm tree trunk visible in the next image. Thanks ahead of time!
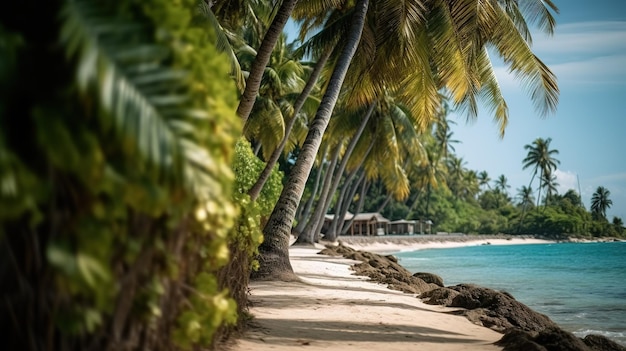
[236,0,298,125]
[376,193,393,213]
[406,189,422,217]
[311,102,375,241]
[248,47,333,201]
[425,183,432,219]
[536,169,544,209]
[327,169,356,237]
[517,168,537,233]
[297,145,341,244]
[337,169,366,233]
[342,179,371,235]
[294,144,329,235]
[254,0,369,280]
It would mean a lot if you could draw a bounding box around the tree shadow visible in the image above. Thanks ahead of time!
[240,317,492,347]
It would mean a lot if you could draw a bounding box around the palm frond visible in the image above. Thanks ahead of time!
[60,0,225,191]
[244,97,285,160]
[476,47,509,136]
[516,0,559,36]
[197,2,246,91]
[429,0,478,104]
[486,3,559,116]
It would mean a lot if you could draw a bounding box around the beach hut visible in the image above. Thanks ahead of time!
[322,212,390,236]
[389,220,417,235]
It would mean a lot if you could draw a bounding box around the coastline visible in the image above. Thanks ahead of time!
[230,246,503,350]
[335,234,555,254]
[231,236,625,351]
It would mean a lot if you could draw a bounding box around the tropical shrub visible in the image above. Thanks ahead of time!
[0,0,250,349]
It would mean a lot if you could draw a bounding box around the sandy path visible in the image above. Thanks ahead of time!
[229,247,503,351]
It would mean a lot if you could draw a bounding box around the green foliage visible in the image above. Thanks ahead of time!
[0,0,249,350]
[233,138,284,217]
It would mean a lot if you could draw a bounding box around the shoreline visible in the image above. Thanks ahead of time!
[231,235,626,350]
[334,234,554,253]
[230,246,504,350]
[331,233,623,254]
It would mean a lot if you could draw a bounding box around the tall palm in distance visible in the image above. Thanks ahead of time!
[541,171,559,207]
[478,171,491,193]
[591,186,613,220]
[494,174,511,196]
[522,137,560,208]
[517,185,535,209]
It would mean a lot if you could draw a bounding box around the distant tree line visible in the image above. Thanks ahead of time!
[354,132,623,238]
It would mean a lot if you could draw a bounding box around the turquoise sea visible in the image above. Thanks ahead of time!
[395,241,626,346]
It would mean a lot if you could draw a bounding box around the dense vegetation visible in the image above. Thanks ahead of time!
[1,0,622,350]
[356,129,624,238]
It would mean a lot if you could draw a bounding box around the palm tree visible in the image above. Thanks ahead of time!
[254,0,371,281]
[494,174,511,195]
[236,0,299,124]
[517,185,535,208]
[446,156,466,198]
[434,116,459,160]
[247,47,331,201]
[257,0,560,279]
[591,186,613,220]
[240,34,307,161]
[478,171,491,192]
[522,137,560,207]
[541,171,559,206]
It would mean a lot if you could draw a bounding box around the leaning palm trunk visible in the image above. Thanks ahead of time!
[294,143,329,234]
[236,0,298,124]
[253,0,369,280]
[314,103,375,241]
[334,170,365,234]
[342,179,371,235]
[248,48,333,201]
[376,193,393,213]
[327,169,357,237]
[517,169,537,233]
[297,145,341,244]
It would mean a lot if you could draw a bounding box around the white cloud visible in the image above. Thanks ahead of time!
[554,169,578,194]
[532,21,626,58]
[488,21,626,90]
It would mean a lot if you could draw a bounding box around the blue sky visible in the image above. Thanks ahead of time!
[451,0,626,220]
[285,1,626,220]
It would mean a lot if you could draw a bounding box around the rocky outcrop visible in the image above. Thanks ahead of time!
[318,242,625,351]
[495,328,626,351]
[319,243,439,295]
[583,334,626,351]
[445,284,556,332]
[413,272,444,287]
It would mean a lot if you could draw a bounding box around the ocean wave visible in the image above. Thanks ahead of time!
[573,329,626,346]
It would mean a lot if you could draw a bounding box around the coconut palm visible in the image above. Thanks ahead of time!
[239,34,309,161]
[591,186,613,220]
[257,0,560,279]
[494,174,511,195]
[446,156,467,198]
[434,116,459,160]
[478,171,491,192]
[522,137,560,207]
[254,0,371,281]
[236,0,299,124]
[247,47,330,201]
[541,171,559,206]
[517,185,535,208]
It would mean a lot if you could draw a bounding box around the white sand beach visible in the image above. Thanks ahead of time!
[230,245,506,351]
[338,235,553,253]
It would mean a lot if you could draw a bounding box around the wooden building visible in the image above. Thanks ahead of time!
[323,212,390,236]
